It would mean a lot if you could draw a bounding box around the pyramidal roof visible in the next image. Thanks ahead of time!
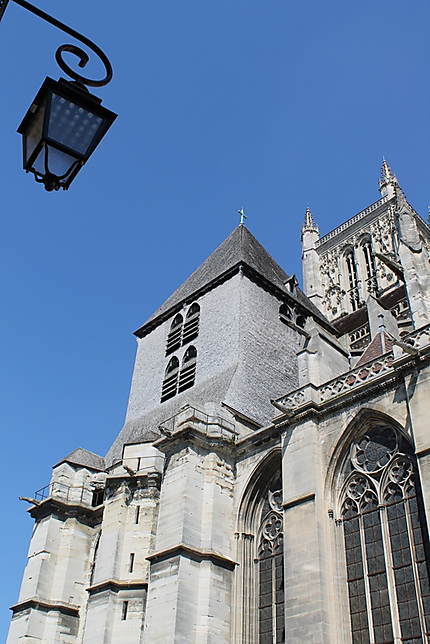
[136,224,329,336]
[55,447,105,471]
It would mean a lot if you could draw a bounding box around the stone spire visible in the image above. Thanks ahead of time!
[301,207,322,305]
[379,158,398,199]
[302,207,319,235]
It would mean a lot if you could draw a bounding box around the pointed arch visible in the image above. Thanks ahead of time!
[166,314,183,356]
[234,449,284,644]
[160,356,179,402]
[182,302,200,345]
[325,408,407,506]
[178,346,197,393]
[360,235,378,295]
[329,410,430,643]
[343,245,360,311]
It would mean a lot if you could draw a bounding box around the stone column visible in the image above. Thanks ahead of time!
[144,408,236,643]
[7,486,100,643]
[282,419,329,643]
[82,470,161,644]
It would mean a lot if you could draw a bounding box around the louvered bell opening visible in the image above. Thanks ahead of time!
[166,315,183,356]
[161,357,179,402]
[166,327,182,355]
[178,347,197,393]
[161,370,179,402]
[182,313,199,345]
[178,362,196,393]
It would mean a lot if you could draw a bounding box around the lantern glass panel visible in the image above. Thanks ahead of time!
[47,93,104,156]
[33,144,78,178]
[24,100,46,166]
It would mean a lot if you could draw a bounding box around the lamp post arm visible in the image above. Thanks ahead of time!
[0,0,112,87]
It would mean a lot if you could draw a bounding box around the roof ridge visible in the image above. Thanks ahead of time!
[134,224,331,337]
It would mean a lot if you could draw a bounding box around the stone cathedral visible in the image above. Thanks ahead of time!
[8,161,430,644]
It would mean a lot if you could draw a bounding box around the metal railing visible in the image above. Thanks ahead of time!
[34,481,94,506]
[159,405,237,442]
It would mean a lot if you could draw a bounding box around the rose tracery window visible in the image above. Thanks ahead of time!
[258,481,285,644]
[340,426,430,644]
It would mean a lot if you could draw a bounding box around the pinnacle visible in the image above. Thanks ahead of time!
[379,158,396,184]
[302,206,319,232]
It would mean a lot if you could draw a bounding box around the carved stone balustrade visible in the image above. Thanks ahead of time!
[273,324,430,416]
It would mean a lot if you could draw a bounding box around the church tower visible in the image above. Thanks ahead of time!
[9,162,430,644]
[8,223,326,643]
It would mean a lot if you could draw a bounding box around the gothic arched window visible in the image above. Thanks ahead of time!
[258,481,285,643]
[182,303,200,346]
[234,451,284,643]
[166,314,183,356]
[160,356,179,402]
[340,426,430,643]
[344,248,360,311]
[178,346,197,393]
[361,238,377,295]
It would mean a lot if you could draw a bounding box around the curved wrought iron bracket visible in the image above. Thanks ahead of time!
[0,0,112,87]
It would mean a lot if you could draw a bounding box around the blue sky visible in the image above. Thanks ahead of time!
[1,0,429,637]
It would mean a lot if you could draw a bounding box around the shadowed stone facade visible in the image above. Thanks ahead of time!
[8,162,430,643]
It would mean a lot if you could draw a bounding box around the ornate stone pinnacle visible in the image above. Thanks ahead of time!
[379,159,398,197]
[381,158,393,180]
[302,206,319,233]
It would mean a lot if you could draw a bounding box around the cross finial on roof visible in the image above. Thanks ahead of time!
[237,208,247,225]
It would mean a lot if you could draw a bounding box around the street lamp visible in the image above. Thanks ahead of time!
[18,77,116,191]
[0,0,117,191]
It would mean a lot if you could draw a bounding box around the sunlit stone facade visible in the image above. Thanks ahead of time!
[8,162,430,643]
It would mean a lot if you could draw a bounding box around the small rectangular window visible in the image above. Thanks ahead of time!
[129,553,135,573]
[135,506,140,524]
[121,601,128,621]
[91,489,104,507]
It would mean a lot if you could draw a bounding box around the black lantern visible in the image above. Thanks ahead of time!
[17,77,117,191]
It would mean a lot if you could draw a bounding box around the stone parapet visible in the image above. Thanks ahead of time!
[273,324,430,415]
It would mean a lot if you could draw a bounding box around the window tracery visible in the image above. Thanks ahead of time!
[344,248,360,311]
[279,302,307,331]
[258,479,284,644]
[361,238,378,295]
[340,426,430,643]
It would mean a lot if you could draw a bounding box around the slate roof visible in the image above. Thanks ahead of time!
[135,225,331,336]
[55,447,106,471]
[105,365,239,465]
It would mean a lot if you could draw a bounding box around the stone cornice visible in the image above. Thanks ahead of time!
[283,492,316,510]
[28,497,103,527]
[154,424,236,457]
[87,579,148,596]
[315,196,392,250]
[147,543,237,571]
[10,597,79,617]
